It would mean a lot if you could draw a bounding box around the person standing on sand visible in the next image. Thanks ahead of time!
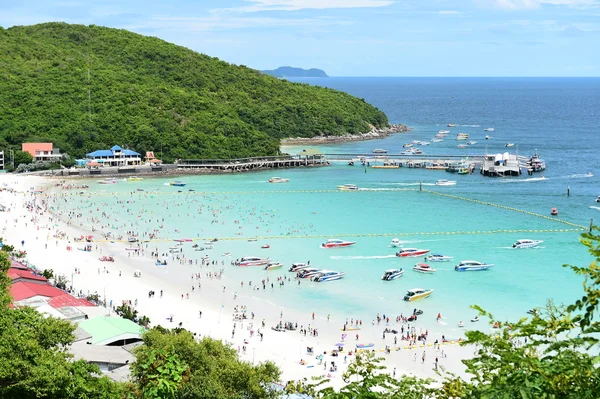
[422,351,426,364]
[312,312,315,320]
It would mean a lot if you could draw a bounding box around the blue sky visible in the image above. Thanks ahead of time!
[1,0,599,76]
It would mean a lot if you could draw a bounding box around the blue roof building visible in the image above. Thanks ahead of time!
[85,145,141,167]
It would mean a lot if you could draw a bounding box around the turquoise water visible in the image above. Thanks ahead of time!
[52,78,600,334]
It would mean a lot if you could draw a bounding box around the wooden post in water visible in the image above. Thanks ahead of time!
[567,186,570,196]
[591,219,594,232]
[420,181,422,191]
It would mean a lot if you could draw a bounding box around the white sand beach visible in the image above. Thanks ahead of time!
[0,174,475,388]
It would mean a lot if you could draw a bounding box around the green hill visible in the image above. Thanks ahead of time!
[0,23,388,160]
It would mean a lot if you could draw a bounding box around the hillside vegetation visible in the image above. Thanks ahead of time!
[0,23,388,160]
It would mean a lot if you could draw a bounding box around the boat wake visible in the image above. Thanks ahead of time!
[501,177,548,183]
[329,255,396,260]
[377,182,436,186]
[554,173,594,180]
[590,206,600,212]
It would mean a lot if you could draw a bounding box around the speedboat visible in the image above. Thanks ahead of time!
[471,316,480,322]
[512,239,543,249]
[268,177,290,183]
[99,178,117,184]
[390,238,402,247]
[381,269,404,281]
[596,195,600,203]
[505,143,515,147]
[485,135,492,140]
[237,257,270,267]
[261,244,270,249]
[425,254,454,262]
[321,239,356,248]
[170,181,186,187]
[447,123,456,127]
[297,268,321,279]
[438,130,450,134]
[413,263,436,273]
[311,270,346,282]
[289,263,308,272]
[467,141,477,145]
[455,260,494,271]
[456,133,469,141]
[435,180,456,186]
[457,144,468,149]
[337,184,358,191]
[396,248,430,257]
[403,288,434,302]
[484,128,495,132]
[264,262,283,271]
[458,321,464,328]
[527,152,546,172]
[372,149,388,154]
[402,143,413,148]
[431,138,443,143]
[127,176,144,181]
[551,207,558,216]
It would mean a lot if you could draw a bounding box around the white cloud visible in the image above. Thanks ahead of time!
[215,0,394,13]
[148,15,352,32]
[484,0,598,10]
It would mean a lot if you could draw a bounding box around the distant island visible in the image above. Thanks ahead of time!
[261,66,328,78]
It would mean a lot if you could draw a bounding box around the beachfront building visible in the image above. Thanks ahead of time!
[480,152,522,177]
[144,151,162,165]
[77,316,144,346]
[22,143,62,162]
[85,145,142,167]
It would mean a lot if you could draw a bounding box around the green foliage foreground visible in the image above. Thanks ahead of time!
[0,23,388,161]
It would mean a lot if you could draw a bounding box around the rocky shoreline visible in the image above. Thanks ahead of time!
[281,123,410,145]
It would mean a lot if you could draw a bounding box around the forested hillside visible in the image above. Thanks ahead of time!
[0,23,388,160]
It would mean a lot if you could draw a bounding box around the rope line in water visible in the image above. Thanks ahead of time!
[86,228,584,243]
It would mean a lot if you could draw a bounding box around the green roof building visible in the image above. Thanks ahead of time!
[78,316,145,346]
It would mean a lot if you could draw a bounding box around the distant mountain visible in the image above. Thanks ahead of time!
[261,66,328,78]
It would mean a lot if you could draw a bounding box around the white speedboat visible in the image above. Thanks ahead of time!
[321,239,355,248]
[438,130,450,134]
[297,268,321,279]
[381,269,404,281]
[425,254,454,262]
[467,141,477,145]
[596,195,600,203]
[289,262,308,272]
[435,180,457,186]
[413,263,436,273]
[512,239,543,249]
[237,257,270,267]
[264,262,283,270]
[311,270,346,282]
[269,177,290,183]
[455,260,494,271]
[484,127,495,132]
[337,184,358,191]
[403,288,434,302]
[457,144,468,149]
[372,149,388,154]
[99,178,117,184]
[390,238,402,247]
[431,138,443,143]
[505,143,515,147]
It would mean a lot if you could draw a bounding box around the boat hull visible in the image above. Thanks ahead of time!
[403,291,433,301]
[455,265,493,271]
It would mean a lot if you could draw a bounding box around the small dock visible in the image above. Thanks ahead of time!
[324,153,484,169]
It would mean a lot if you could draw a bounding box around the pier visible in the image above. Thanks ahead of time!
[176,153,327,171]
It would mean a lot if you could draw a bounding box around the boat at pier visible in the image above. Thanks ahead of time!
[311,270,346,282]
[382,269,404,281]
[403,288,434,301]
[513,239,543,249]
[236,256,270,267]
[321,239,356,248]
[396,248,430,257]
[526,152,546,172]
[455,260,494,271]
[269,177,290,183]
[99,178,117,184]
[413,263,436,273]
[372,149,388,154]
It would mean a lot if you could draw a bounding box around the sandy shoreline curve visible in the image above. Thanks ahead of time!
[0,173,472,389]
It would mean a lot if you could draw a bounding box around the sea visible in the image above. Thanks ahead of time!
[54,78,600,334]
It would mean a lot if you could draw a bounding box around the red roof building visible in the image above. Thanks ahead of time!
[10,281,65,302]
[7,267,48,284]
[21,143,62,162]
[47,294,95,308]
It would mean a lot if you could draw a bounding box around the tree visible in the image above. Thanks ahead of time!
[0,251,12,308]
[13,150,33,167]
[128,348,190,399]
[129,327,281,399]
